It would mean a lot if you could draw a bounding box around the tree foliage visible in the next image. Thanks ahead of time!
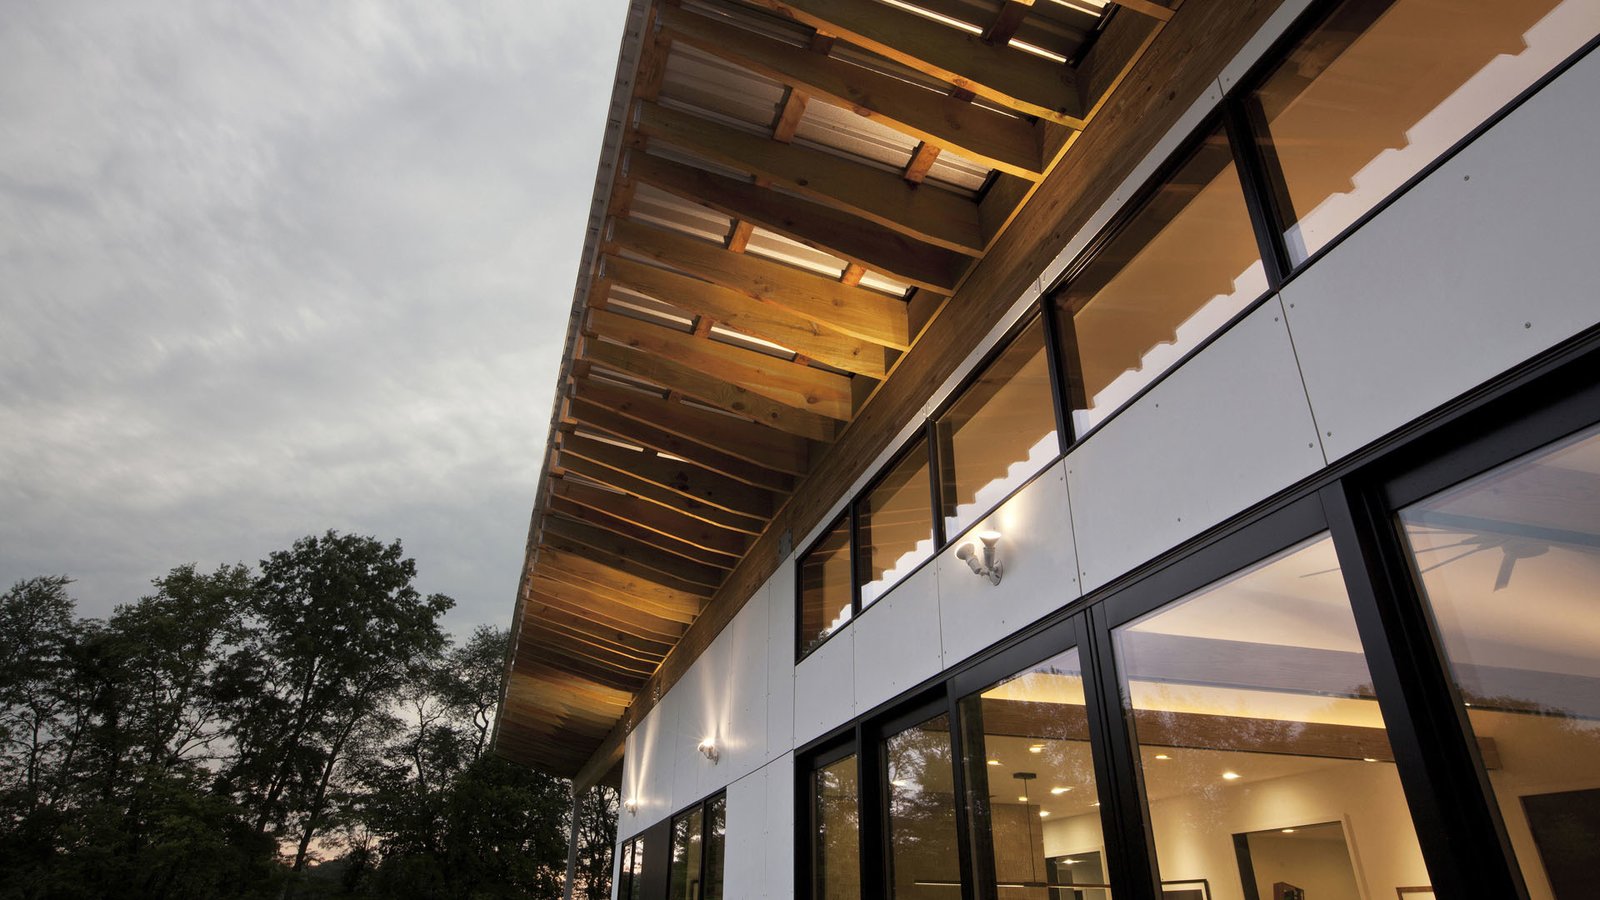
[0,533,613,900]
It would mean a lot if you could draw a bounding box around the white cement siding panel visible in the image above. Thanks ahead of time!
[852,565,942,713]
[793,624,854,745]
[623,691,678,833]
[1068,298,1325,592]
[723,592,770,783]
[937,462,1081,667]
[672,632,727,806]
[1283,49,1600,462]
[764,754,797,899]
[724,767,769,899]
[765,560,796,761]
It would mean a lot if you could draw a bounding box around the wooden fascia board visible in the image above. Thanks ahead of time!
[567,0,1291,792]
[574,377,814,477]
[629,152,968,294]
[658,5,1046,180]
[587,306,854,419]
[608,218,911,350]
[636,101,984,255]
[747,0,1086,126]
[583,339,842,442]
[603,253,892,378]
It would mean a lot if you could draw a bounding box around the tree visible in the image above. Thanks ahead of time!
[214,531,453,889]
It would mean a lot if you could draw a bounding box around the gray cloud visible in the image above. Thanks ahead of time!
[0,0,622,635]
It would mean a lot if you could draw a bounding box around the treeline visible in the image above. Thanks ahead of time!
[0,531,614,900]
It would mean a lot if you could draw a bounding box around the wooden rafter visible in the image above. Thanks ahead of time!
[539,513,728,590]
[658,4,1047,180]
[545,492,741,570]
[558,431,778,521]
[552,473,757,555]
[566,395,797,493]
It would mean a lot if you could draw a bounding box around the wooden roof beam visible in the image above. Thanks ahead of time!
[603,252,893,377]
[630,152,968,294]
[558,431,778,521]
[659,5,1046,180]
[534,548,708,618]
[573,376,814,477]
[540,513,728,591]
[567,395,796,494]
[526,581,688,642]
[748,0,1085,125]
[637,101,984,256]
[588,306,853,419]
[546,492,741,570]
[608,219,910,350]
[551,475,755,557]
[983,0,1034,46]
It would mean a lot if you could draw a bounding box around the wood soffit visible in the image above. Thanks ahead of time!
[495,0,1287,785]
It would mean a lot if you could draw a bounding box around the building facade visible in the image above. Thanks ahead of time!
[496,1,1600,899]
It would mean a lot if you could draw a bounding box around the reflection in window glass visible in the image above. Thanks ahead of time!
[669,805,704,900]
[886,714,961,899]
[815,756,862,900]
[1250,0,1600,265]
[619,836,644,900]
[936,318,1060,539]
[857,438,935,607]
[1400,424,1600,900]
[958,647,1111,899]
[1114,535,1429,899]
[703,795,726,900]
[1052,127,1267,437]
[799,515,853,656]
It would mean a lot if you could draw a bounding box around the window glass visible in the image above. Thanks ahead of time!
[669,805,705,900]
[799,515,853,656]
[1052,127,1266,438]
[814,755,862,900]
[622,836,644,900]
[958,647,1111,899]
[1399,423,1600,900]
[936,318,1060,539]
[857,437,935,607]
[885,714,961,899]
[703,795,726,900]
[1113,535,1430,899]
[1249,0,1600,265]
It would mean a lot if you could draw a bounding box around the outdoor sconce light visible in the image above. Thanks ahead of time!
[956,531,1003,585]
[698,738,720,764]
[624,799,638,816]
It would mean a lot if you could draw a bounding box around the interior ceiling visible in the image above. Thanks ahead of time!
[495,0,1180,779]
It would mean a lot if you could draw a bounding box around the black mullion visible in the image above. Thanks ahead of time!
[698,797,710,900]
[1038,297,1077,454]
[855,721,886,900]
[1081,605,1160,900]
[847,502,863,620]
[957,696,999,900]
[925,418,948,551]
[1222,96,1292,288]
[1319,479,1528,900]
[944,684,977,900]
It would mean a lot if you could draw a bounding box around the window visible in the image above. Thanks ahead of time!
[935,316,1061,541]
[1247,0,1600,266]
[884,713,961,899]
[799,514,853,656]
[813,755,862,900]
[1112,534,1430,899]
[857,436,936,607]
[668,794,725,900]
[619,835,645,900]
[1398,423,1600,900]
[957,646,1112,898]
[1052,125,1267,438]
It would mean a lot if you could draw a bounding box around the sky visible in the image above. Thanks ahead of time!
[0,0,628,637]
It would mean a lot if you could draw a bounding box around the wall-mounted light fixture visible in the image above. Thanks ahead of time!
[956,531,1003,585]
[624,798,638,816]
[697,738,719,764]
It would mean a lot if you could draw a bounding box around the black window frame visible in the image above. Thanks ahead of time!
[665,789,727,900]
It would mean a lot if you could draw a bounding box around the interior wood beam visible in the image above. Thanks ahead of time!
[574,377,814,477]
[552,474,755,556]
[609,219,910,350]
[748,0,1085,125]
[638,101,984,256]
[566,396,796,494]
[983,0,1034,45]
[583,340,842,442]
[659,5,1046,180]
[540,513,727,590]
[588,306,853,418]
[630,152,968,294]
[604,252,893,377]
[558,431,777,521]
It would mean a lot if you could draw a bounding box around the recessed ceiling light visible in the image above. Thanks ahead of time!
[1062,859,1079,865]
[1090,801,1100,807]
[1222,771,1241,781]
[1281,828,1296,834]
[1154,754,1171,760]
[1038,810,1050,818]
[1018,795,1029,802]
[1362,757,1378,763]
[1028,744,1045,754]
[987,759,1001,766]
[1050,787,1070,795]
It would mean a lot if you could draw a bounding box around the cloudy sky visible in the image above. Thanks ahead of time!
[0,0,626,636]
